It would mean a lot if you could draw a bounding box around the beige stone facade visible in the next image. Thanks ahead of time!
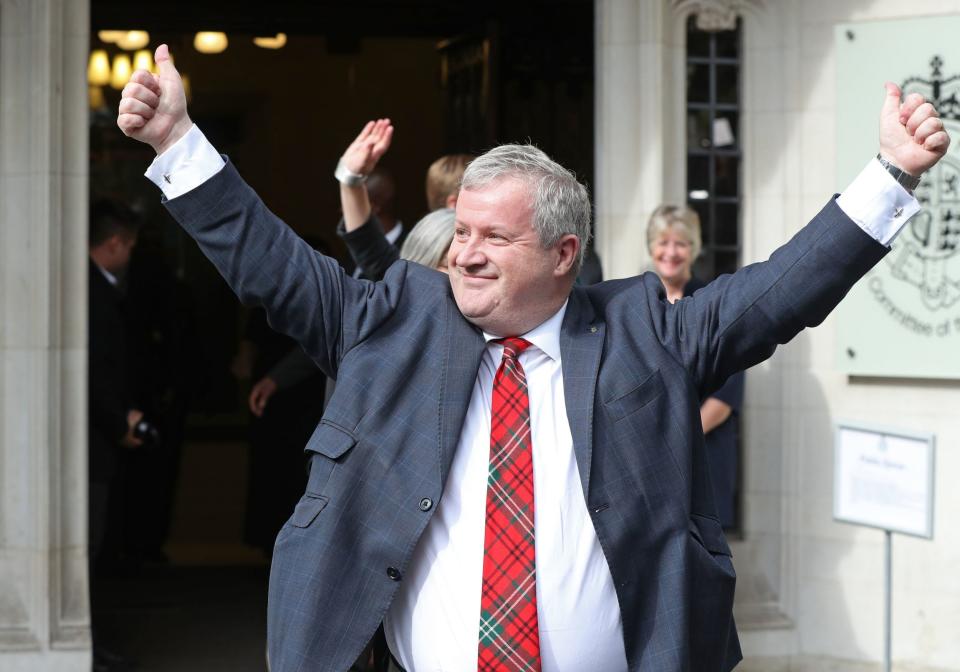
[0,0,92,669]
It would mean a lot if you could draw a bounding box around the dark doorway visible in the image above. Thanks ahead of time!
[88,1,593,668]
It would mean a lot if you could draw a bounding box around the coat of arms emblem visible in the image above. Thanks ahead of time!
[886,56,960,309]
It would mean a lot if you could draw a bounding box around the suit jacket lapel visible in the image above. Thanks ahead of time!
[560,287,604,500]
[438,298,486,485]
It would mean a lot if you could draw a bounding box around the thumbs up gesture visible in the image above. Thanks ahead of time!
[879,82,951,177]
[117,44,193,155]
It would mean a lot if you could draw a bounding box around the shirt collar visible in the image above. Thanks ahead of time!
[94,261,118,287]
[482,299,568,362]
[385,221,404,245]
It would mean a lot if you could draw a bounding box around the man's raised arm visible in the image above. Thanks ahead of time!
[116,45,397,377]
[660,82,950,398]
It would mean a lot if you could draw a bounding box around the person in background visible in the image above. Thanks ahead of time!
[248,125,469,418]
[88,199,143,672]
[349,167,404,279]
[121,218,199,566]
[246,212,457,422]
[425,153,474,210]
[647,204,744,529]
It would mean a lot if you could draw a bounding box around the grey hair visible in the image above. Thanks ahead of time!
[460,144,592,273]
[399,208,456,269]
[645,204,702,260]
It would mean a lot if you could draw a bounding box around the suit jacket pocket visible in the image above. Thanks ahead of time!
[689,513,732,557]
[290,494,329,528]
[602,369,665,422]
[301,422,357,503]
[305,419,357,459]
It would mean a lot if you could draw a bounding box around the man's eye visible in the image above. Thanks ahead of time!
[455,229,468,238]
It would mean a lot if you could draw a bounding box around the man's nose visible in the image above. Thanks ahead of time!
[455,237,485,268]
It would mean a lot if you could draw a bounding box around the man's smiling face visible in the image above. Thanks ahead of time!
[448,177,578,337]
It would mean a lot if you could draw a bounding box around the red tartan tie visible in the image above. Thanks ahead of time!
[478,337,541,672]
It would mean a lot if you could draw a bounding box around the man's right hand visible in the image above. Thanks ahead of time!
[117,44,192,156]
[249,377,278,417]
[121,409,144,449]
[341,119,394,176]
[879,82,951,177]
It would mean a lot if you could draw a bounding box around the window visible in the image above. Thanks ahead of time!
[686,15,742,280]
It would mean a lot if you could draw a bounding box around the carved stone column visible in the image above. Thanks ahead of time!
[594,0,687,279]
[0,0,91,669]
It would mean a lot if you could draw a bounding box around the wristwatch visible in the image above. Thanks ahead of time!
[334,158,367,187]
[876,153,922,192]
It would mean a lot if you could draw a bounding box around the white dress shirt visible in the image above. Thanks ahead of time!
[93,262,118,287]
[384,302,629,671]
[146,125,919,671]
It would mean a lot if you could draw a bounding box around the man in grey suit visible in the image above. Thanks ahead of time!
[118,45,948,672]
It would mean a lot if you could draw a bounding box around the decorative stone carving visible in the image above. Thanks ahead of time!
[671,0,765,31]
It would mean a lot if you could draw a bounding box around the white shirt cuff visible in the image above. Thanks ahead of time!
[836,158,920,246]
[144,124,225,200]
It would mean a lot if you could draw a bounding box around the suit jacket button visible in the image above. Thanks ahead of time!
[387,567,401,581]
[419,497,433,511]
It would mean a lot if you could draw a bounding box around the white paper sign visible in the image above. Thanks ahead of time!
[834,423,935,538]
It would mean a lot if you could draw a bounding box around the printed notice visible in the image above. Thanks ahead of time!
[834,425,935,538]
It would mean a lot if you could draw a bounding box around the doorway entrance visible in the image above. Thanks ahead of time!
[87,1,593,668]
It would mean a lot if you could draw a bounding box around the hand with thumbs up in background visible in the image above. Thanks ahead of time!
[879,82,950,178]
[118,44,192,155]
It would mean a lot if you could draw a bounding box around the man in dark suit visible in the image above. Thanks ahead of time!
[88,199,143,671]
[118,45,949,672]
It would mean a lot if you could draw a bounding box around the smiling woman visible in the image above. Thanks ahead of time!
[646,204,702,302]
[646,203,743,530]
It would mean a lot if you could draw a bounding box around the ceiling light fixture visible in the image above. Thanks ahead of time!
[87,49,110,86]
[133,49,154,74]
[110,54,132,90]
[194,32,228,54]
[97,30,126,44]
[253,33,287,49]
[116,30,150,50]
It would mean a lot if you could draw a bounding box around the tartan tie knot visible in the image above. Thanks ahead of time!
[496,337,531,363]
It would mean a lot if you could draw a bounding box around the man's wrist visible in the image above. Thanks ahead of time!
[154,117,194,157]
[876,152,922,192]
[335,158,368,187]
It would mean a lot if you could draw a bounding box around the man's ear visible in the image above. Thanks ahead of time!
[554,234,580,276]
[445,192,458,209]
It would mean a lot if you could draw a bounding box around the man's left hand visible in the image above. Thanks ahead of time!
[879,82,951,176]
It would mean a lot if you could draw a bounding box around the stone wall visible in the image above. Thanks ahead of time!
[0,0,91,670]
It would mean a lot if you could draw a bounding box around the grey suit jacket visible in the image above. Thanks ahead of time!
[165,161,888,672]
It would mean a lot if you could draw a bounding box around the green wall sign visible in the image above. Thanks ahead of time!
[836,17,960,378]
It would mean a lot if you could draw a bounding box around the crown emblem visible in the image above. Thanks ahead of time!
[902,56,960,123]
[886,57,960,310]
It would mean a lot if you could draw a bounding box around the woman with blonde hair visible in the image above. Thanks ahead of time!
[646,204,744,529]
